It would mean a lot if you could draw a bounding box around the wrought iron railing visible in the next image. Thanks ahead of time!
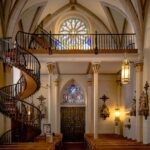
[16,30,136,54]
[0,36,41,144]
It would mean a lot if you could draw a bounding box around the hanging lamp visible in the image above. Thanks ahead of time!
[121,58,130,84]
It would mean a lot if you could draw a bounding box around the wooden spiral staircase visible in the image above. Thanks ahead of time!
[0,33,41,144]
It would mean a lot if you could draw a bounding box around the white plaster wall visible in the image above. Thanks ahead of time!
[143,1,150,144]
[98,75,118,133]
[58,74,118,134]
[34,73,125,135]
[119,63,136,139]
[59,75,87,133]
[13,67,21,84]
[31,74,49,133]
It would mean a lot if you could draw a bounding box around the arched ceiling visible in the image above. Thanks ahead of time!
[0,0,149,54]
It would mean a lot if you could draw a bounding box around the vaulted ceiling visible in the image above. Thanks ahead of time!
[0,0,149,35]
[0,0,149,55]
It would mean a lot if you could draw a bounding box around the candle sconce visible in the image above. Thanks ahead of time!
[139,81,149,120]
[99,94,110,120]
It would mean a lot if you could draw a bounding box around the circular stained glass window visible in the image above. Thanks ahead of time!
[58,18,90,50]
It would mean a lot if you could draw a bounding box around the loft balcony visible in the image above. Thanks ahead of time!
[16,31,137,54]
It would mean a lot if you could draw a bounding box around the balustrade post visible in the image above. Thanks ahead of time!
[94,31,98,54]
[49,30,52,55]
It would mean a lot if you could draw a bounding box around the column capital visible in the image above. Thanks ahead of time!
[47,63,55,74]
[92,63,101,73]
[134,62,143,72]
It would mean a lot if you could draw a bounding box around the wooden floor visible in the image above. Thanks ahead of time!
[1,134,150,150]
[62,143,85,150]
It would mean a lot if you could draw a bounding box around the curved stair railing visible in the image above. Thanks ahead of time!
[0,35,41,144]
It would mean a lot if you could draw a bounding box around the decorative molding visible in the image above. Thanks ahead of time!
[92,63,100,73]
[47,63,55,74]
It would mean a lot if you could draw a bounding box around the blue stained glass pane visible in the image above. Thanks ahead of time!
[63,83,84,104]
[86,37,91,46]
[55,39,61,45]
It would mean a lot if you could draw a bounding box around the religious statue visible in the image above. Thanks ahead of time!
[139,81,149,119]
[130,96,136,116]
[37,95,47,118]
[99,94,110,120]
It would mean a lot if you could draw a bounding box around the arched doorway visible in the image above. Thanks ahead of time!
[60,80,85,142]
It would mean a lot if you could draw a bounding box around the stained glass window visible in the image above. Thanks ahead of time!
[63,83,84,104]
[57,18,91,50]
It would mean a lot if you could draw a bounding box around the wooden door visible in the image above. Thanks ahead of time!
[61,107,85,142]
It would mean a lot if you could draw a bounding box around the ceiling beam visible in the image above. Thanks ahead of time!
[6,0,28,37]
[76,3,110,33]
[18,19,24,31]
[120,0,143,59]
[102,6,118,33]
[29,6,45,33]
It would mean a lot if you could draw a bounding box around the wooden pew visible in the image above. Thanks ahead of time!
[84,134,150,150]
[0,134,63,150]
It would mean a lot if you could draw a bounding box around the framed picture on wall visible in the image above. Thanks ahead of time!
[43,124,51,135]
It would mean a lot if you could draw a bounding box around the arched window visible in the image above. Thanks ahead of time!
[63,83,84,104]
[57,18,91,50]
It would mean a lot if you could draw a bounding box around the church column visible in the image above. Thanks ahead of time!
[86,74,93,133]
[115,74,121,135]
[54,74,59,133]
[135,62,143,142]
[47,63,55,124]
[92,63,100,139]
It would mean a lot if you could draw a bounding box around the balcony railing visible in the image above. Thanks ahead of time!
[16,31,137,54]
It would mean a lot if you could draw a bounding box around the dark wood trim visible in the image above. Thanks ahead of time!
[29,49,138,54]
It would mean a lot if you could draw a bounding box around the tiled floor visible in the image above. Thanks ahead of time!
[62,143,85,150]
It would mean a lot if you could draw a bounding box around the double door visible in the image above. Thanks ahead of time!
[61,107,85,142]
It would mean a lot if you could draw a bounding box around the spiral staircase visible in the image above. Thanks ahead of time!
[0,33,41,144]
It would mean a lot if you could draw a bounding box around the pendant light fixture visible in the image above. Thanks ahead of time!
[121,56,130,84]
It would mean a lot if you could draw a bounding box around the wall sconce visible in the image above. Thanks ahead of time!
[121,59,130,84]
[99,94,110,120]
[114,108,120,126]
[139,81,149,119]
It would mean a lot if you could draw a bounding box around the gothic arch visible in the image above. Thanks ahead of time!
[60,79,86,105]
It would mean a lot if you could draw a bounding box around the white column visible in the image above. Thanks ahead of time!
[86,74,93,133]
[135,62,143,142]
[143,117,149,144]
[54,74,59,133]
[92,63,100,139]
[115,75,121,135]
[47,63,54,124]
